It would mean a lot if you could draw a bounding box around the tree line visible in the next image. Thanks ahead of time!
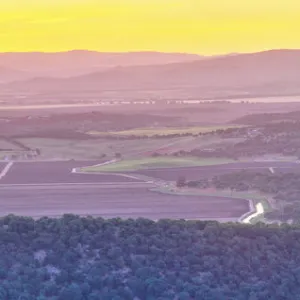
[1,215,300,299]
[171,122,300,159]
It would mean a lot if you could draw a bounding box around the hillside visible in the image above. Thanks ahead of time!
[4,49,300,99]
[233,110,300,125]
[0,66,30,83]
[0,111,180,138]
[0,51,203,80]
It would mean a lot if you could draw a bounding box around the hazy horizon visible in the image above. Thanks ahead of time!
[1,1,300,101]
[0,48,299,56]
[1,0,299,54]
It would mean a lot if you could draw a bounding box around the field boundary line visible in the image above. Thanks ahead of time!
[0,214,242,221]
[0,161,13,180]
[73,171,162,185]
[0,182,153,187]
[72,159,118,173]
[72,159,155,183]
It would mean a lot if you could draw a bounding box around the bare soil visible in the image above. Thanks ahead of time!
[0,160,250,220]
[0,185,249,220]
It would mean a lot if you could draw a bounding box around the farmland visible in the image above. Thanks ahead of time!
[81,157,235,172]
[157,187,272,218]
[0,161,251,220]
[2,102,300,223]
[0,185,248,220]
[0,161,142,185]
[0,104,258,223]
[88,125,244,137]
[129,161,300,181]
[15,137,195,160]
[1,160,300,222]
[13,134,242,161]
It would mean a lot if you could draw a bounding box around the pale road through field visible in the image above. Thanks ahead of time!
[0,161,13,180]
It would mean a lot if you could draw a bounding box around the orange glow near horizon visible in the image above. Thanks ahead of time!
[1,0,300,54]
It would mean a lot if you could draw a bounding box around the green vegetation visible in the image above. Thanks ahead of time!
[17,137,184,160]
[1,215,300,299]
[206,121,300,159]
[184,170,300,222]
[88,125,243,137]
[81,157,234,172]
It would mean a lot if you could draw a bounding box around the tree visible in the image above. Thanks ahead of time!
[115,152,122,159]
[151,152,161,157]
[58,283,82,300]
[176,176,186,188]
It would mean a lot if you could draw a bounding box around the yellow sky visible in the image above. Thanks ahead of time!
[0,0,299,54]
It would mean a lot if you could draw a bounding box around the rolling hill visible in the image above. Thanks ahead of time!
[0,50,203,80]
[0,66,31,83]
[3,49,300,99]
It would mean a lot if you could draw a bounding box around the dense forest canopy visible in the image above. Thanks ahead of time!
[1,215,300,299]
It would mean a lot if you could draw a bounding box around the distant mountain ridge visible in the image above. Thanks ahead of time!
[1,49,300,101]
[0,66,30,84]
[0,50,203,81]
[3,49,300,100]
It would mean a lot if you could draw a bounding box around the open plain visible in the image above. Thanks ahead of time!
[0,184,248,220]
[130,161,300,181]
[0,160,254,220]
[0,160,299,220]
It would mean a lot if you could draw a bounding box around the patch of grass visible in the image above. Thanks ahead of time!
[88,125,244,137]
[82,157,235,172]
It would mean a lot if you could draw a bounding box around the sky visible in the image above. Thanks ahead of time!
[0,0,300,54]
